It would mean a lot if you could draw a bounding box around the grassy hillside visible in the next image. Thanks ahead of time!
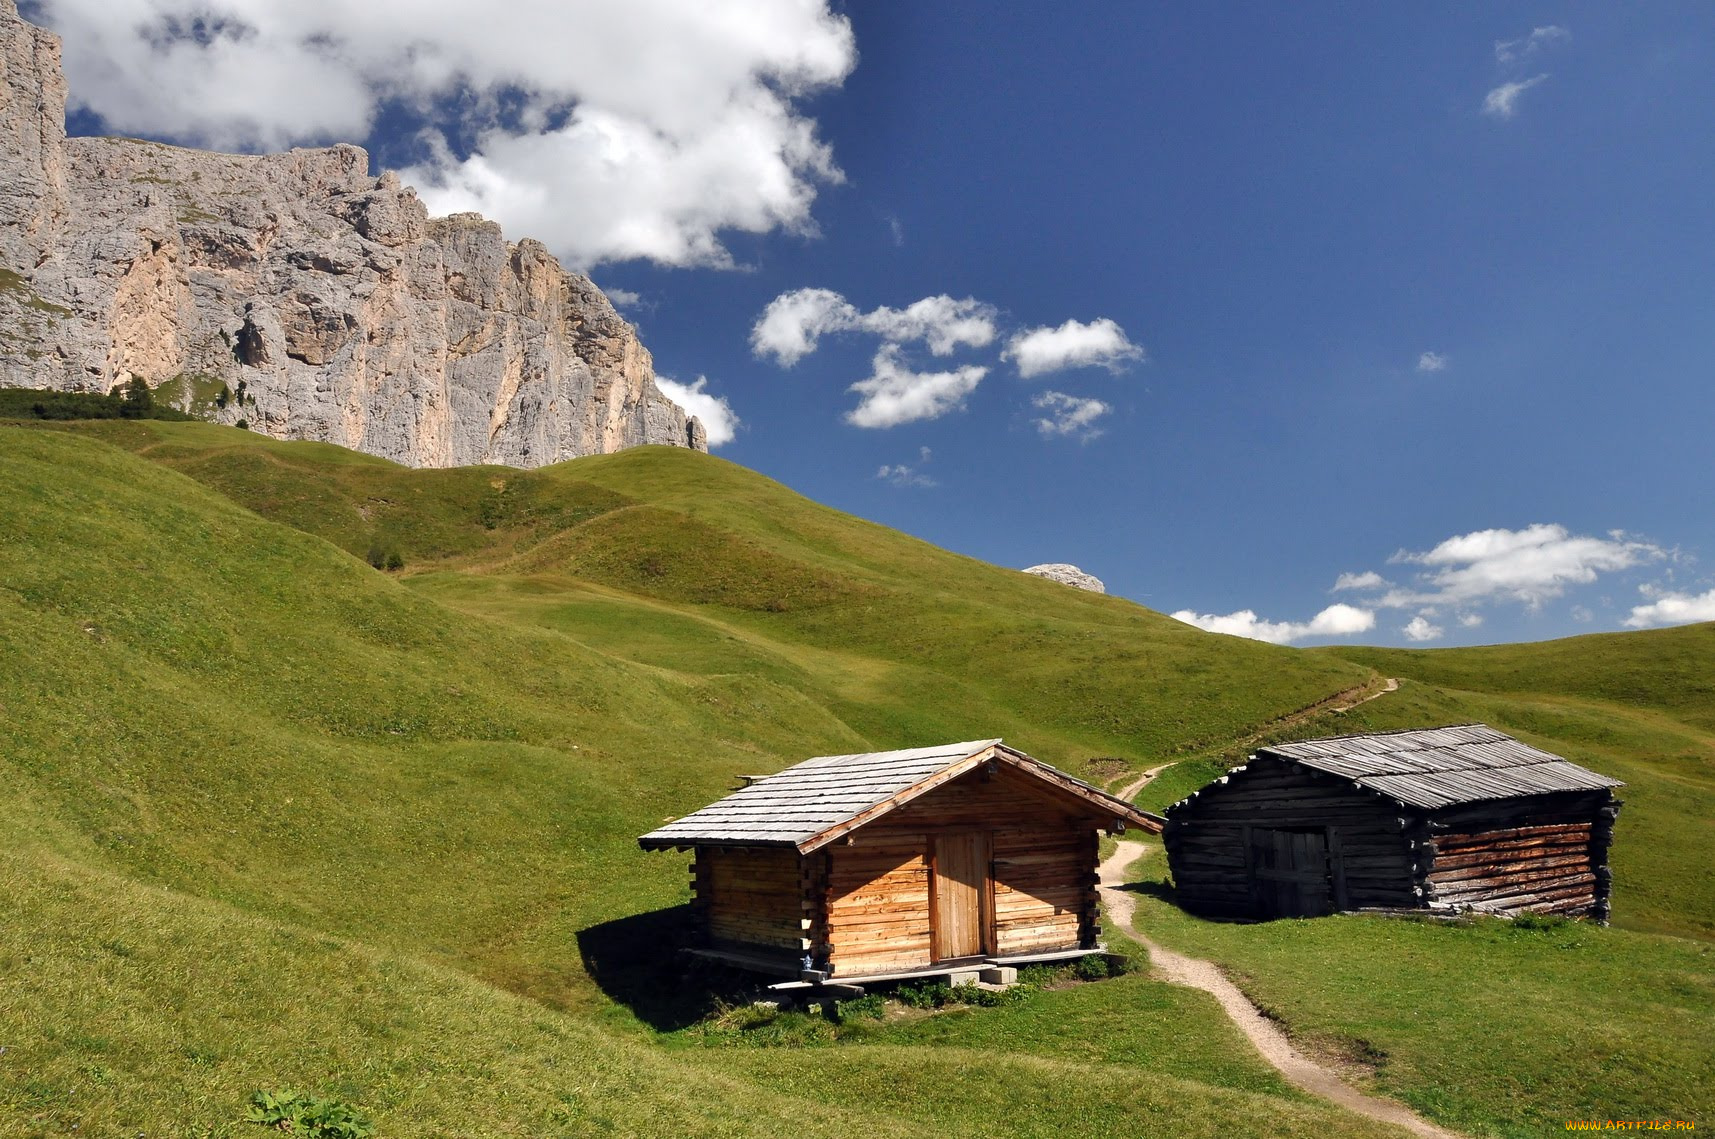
[3,419,1711,1137]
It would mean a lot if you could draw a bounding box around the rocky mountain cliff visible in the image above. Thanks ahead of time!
[0,0,704,466]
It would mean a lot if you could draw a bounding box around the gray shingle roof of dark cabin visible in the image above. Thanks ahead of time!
[639,738,1158,852]
[1255,724,1623,811]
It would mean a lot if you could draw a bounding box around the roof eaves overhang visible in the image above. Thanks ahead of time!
[990,747,1164,835]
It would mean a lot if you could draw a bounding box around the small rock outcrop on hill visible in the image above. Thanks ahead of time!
[0,0,704,467]
[1022,563,1106,593]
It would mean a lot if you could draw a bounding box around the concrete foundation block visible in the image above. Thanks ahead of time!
[979,966,1018,985]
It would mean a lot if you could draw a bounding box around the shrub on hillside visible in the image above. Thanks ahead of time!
[245,1089,374,1138]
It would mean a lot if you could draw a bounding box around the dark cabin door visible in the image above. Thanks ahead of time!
[1250,828,1333,918]
[931,831,990,960]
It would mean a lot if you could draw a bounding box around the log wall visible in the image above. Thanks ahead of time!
[1164,758,1414,919]
[1425,791,1619,919]
[822,765,1105,977]
[694,846,808,966]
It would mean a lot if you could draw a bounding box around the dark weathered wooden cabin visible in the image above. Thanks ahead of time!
[1163,725,1622,922]
[639,739,1160,982]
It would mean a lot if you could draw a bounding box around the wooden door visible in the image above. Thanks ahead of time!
[1249,828,1333,918]
[931,831,990,960]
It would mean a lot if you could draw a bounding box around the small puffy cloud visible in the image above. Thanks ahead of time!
[41,1,858,269]
[750,288,858,365]
[1495,26,1570,65]
[1170,603,1375,646]
[750,288,997,365]
[1483,75,1549,119]
[845,346,986,429]
[877,447,935,488]
[601,286,643,309]
[1458,612,1485,628]
[1624,587,1715,629]
[864,296,1000,356]
[1333,570,1388,592]
[1004,318,1144,379]
[1416,351,1447,373]
[1032,392,1111,441]
[1382,523,1661,610]
[1402,615,1444,642]
[654,374,739,447]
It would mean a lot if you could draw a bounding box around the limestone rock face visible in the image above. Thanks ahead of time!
[1022,563,1107,594]
[0,2,704,467]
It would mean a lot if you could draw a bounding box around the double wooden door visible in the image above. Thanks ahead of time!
[931,831,991,961]
[1249,827,1335,918]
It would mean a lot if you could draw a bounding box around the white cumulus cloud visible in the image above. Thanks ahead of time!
[1483,75,1550,120]
[1170,603,1376,646]
[1417,351,1448,373]
[1381,523,1662,610]
[1004,318,1144,379]
[1624,587,1715,629]
[1031,392,1111,441]
[750,288,999,366]
[1402,616,1444,642]
[654,374,739,447]
[35,0,856,269]
[1333,570,1388,592]
[845,346,986,429]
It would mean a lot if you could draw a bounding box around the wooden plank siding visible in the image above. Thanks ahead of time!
[1164,758,1415,919]
[820,765,1107,976]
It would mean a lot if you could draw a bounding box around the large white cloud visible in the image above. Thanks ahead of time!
[1004,318,1143,379]
[750,288,998,366]
[845,346,986,429]
[1170,603,1375,646]
[35,0,855,268]
[1378,524,1662,610]
[654,374,739,447]
[1624,587,1715,629]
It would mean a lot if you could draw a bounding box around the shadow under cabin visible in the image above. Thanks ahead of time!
[638,739,1162,983]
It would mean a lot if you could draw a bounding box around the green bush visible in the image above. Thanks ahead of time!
[1072,954,1112,981]
[1511,912,1572,934]
[245,1089,374,1138]
[366,542,405,572]
[834,993,886,1022]
[894,981,952,1009]
[1015,963,1061,988]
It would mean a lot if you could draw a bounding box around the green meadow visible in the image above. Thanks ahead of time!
[2,420,1710,1137]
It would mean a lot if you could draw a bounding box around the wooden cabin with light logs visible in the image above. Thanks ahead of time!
[1162,724,1623,922]
[639,739,1162,983]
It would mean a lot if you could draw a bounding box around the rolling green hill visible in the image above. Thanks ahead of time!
[2,420,1710,1137]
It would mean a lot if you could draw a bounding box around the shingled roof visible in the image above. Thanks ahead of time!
[639,738,1160,853]
[1249,724,1623,811]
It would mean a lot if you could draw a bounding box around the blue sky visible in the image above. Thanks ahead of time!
[35,1,1715,646]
